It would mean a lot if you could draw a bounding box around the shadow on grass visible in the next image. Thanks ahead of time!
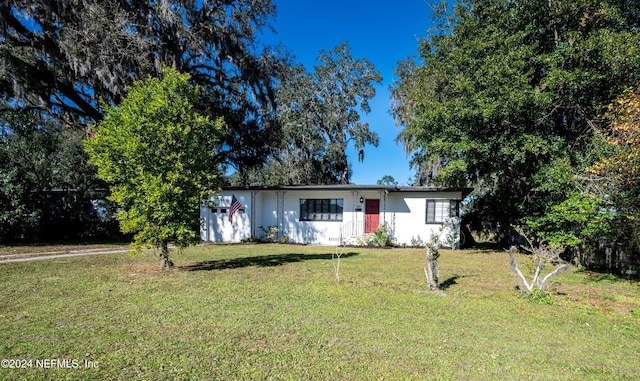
[439,275,460,290]
[466,241,504,252]
[179,252,360,271]
[585,272,632,283]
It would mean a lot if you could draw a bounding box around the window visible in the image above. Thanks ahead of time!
[300,199,343,221]
[426,200,459,223]
[214,207,243,214]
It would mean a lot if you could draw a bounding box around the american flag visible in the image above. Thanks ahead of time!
[228,195,241,222]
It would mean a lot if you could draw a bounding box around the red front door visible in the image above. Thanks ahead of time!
[364,199,380,233]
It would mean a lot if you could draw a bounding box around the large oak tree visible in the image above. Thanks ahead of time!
[1,0,283,241]
[391,0,640,239]
[235,43,382,185]
[1,0,283,169]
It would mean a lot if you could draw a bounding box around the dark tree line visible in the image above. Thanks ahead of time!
[0,110,119,241]
[0,0,381,242]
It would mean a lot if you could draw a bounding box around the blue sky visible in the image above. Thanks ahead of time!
[265,0,435,185]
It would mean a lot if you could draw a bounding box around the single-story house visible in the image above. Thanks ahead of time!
[200,185,473,247]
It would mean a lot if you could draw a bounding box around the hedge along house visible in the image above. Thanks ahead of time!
[200,185,473,247]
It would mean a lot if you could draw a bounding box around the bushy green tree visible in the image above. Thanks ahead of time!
[522,87,640,270]
[391,0,640,240]
[84,68,223,269]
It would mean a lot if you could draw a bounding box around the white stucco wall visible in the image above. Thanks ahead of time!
[200,188,465,246]
[278,190,352,245]
[200,191,252,242]
[389,191,461,246]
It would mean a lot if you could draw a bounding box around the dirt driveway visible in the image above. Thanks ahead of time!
[0,246,131,263]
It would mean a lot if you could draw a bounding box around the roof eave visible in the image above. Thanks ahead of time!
[221,184,474,197]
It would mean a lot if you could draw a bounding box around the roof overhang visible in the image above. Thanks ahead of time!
[221,185,474,198]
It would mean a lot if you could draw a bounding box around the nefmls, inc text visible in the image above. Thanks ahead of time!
[1,358,99,369]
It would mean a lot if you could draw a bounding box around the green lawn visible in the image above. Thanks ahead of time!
[1,243,639,380]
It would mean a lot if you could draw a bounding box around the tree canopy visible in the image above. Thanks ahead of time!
[1,1,389,243]
[233,42,382,185]
[590,87,640,204]
[589,87,640,251]
[391,0,640,240]
[1,0,282,169]
[377,175,398,186]
[84,68,224,268]
[0,0,283,242]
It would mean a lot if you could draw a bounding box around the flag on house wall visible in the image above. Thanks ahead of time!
[229,194,241,222]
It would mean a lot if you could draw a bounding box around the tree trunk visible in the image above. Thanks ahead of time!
[425,247,440,291]
[460,222,475,248]
[158,240,173,270]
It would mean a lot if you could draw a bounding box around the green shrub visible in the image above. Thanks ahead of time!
[526,288,554,305]
[373,225,391,247]
[410,235,425,247]
[258,225,279,242]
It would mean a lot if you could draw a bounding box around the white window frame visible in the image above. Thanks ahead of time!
[300,198,343,221]
[426,200,460,223]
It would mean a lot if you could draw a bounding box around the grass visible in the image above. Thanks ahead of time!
[1,243,639,380]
